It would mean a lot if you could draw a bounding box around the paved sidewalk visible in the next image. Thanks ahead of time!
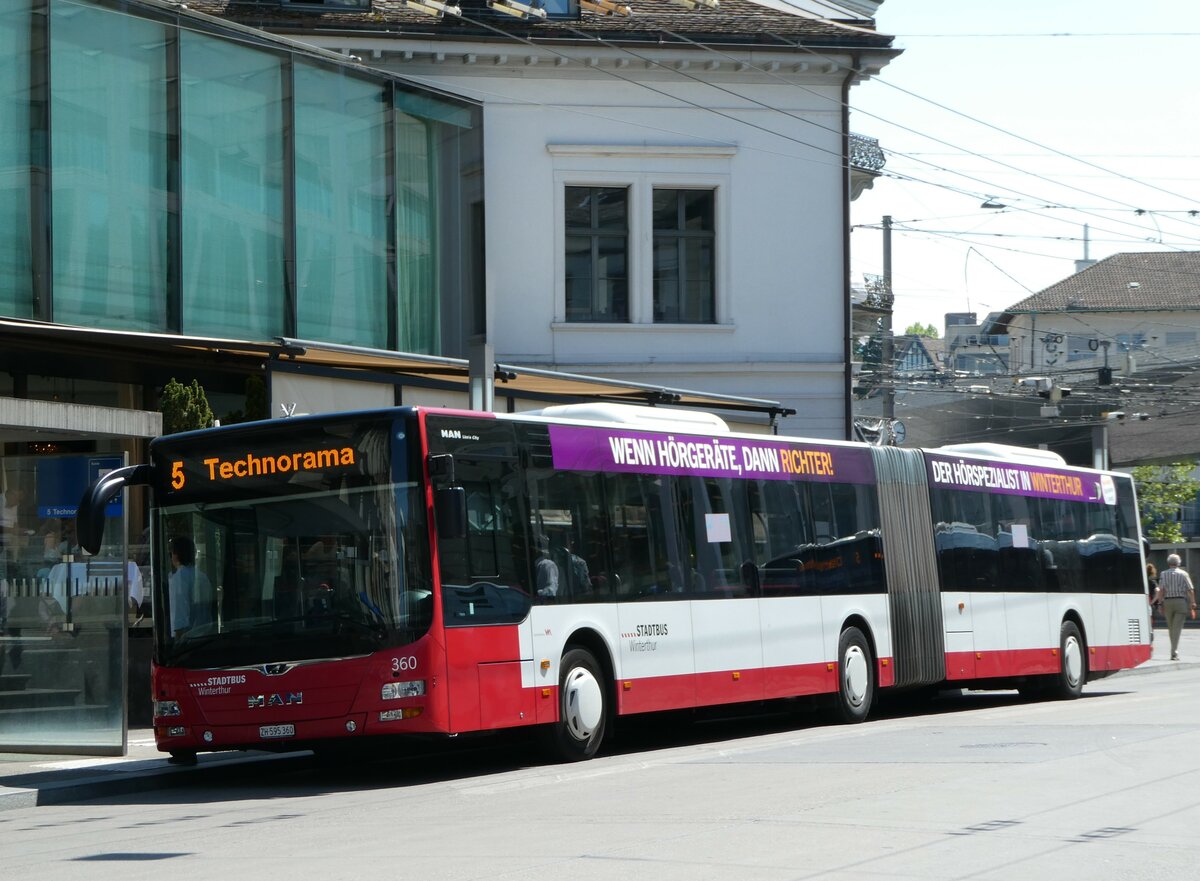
[1,625,1196,810]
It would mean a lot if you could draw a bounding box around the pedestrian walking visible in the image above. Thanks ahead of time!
[1147,562,1160,638]
[1153,554,1196,660]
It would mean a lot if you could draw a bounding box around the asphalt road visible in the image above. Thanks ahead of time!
[4,665,1200,881]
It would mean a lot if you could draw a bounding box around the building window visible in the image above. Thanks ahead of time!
[564,186,628,323]
[50,0,170,332]
[540,0,576,15]
[652,188,714,324]
[1116,333,1145,352]
[0,1,34,318]
[294,64,389,349]
[179,33,286,340]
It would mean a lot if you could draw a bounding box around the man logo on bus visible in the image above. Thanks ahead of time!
[247,692,303,708]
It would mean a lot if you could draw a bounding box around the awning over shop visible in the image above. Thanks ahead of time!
[0,319,793,432]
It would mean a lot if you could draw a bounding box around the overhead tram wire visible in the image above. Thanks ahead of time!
[887,32,1200,38]
[130,3,1200,259]
[539,21,1200,249]
[870,165,1198,251]
[878,223,1199,257]
[413,9,861,172]
[750,37,1200,241]
[435,7,1175,249]
[647,28,1200,246]
[82,0,865,181]
[755,28,1200,219]
[834,49,1200,209]
[365,6,1200,251]
[880,166,1200,249]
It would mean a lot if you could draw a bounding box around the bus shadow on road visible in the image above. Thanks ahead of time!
[80,685,1137,808]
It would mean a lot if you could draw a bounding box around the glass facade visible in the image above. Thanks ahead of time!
[395,107,438,353]
[1,454,130,753]
[0,2,33,318]
[0,0,482,354]
[50,0,170,331]
[181,34,286,340]
[294,65,389,348]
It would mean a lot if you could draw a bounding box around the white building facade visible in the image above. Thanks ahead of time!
[194,1,898,437]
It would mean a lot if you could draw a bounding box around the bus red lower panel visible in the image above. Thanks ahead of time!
[694,669,764,704]
[619,659,863,715]
[444,625,526,733]
[1090,642,1151,671]
[945,643,1150,681]
[477,661,538,730]
[761,662,838,701]
[617,673,695,715]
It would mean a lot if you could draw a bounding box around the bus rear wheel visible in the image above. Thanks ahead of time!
[547,647,607,762]
[1050,620,1086,700]
[835,626,875,723]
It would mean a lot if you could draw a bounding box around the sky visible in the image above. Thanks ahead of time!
[846,0,1200,335]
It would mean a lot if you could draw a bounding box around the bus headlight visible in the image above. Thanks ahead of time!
[381,680,425,700]
[154,700,182,717]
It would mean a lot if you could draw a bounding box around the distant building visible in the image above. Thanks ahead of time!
[996,251,1200,377]
[942,313,1009,375]
[896,252,1200,466]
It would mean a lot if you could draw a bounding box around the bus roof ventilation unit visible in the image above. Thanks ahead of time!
[935,443,1067,466]
[528,403,730,434]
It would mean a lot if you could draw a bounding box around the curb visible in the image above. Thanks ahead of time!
[0,750,312,812]
[1107,658,1200,679]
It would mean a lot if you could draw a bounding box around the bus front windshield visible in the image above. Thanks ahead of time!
[154,428,432,669]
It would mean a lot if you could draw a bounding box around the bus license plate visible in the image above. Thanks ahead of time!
[259,724,295,739]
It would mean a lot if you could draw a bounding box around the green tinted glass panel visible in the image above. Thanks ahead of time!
[50,0,169,331]
[294,64,389,348]
[180,34,285,339]
[395,109,437,353]
[0,2,33,317]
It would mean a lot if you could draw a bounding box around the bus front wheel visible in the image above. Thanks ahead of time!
[547,647,607,762]
[1051,620,1086,700]
[835,626,875,724]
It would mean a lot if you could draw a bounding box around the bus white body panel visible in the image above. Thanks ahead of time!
[691,597,764,675]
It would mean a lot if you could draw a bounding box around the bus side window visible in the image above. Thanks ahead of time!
[679,477,755,598]
[524,468,611,604]
[992,491,1043,592]
[750,479,813,597]
[604,472,672,600]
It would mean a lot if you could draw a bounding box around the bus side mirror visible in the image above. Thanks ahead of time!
[77,464,153,555]
[434,486,467,540]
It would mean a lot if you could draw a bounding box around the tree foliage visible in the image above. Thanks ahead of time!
[220,375,269,426]
[1132,463,1200,544]
[904,321,940,338]
[160,378,214,435]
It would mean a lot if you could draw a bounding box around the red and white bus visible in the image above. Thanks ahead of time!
[79,404,1152,762]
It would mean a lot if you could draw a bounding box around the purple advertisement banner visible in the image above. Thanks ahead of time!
[925,452,1116,505]
[547,425,875,485]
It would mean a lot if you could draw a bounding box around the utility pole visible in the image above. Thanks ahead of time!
[881,215,895,420]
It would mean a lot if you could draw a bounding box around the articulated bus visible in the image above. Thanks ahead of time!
[79,404,1151,763]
